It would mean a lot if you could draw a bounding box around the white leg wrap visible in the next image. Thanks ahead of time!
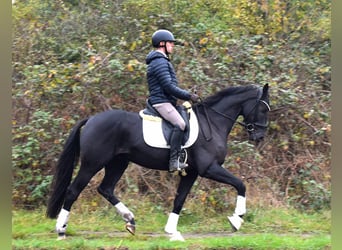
[234,195,246,216]
[165,213,184,241]
[115,202,134,222]
[56,208,70,234]
[164,212,179,234]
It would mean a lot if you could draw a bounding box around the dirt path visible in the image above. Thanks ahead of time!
[42,230,326,239]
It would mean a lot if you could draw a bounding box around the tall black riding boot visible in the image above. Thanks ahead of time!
[169,126,187,172]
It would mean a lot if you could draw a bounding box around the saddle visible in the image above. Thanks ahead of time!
[139,101,199,149]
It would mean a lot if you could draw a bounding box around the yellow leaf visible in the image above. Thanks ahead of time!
[130,41,137,51]
[126,64,134,72]
[199,37,208,45]
[89,55,96,64]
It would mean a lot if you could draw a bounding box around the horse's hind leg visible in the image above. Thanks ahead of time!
[201,162,246,231]
[56,162,103,238]
[97,155,135,235]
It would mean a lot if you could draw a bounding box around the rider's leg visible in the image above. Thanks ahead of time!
[153,103,187,172]
[168,125,187,171]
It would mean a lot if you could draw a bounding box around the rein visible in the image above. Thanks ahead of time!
[194,102,239,141]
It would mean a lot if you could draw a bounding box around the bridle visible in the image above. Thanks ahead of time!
[237,99,270,132]
[196,91,270,140]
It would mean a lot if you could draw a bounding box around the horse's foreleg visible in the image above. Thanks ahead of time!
[234,195,246,216]
[165,171,198,241]
[201,162,246,231]
[227,195,246,232]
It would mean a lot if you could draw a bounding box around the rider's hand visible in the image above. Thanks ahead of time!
[190,93,200,103]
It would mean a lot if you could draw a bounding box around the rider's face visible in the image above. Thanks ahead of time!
[165,41,175,53]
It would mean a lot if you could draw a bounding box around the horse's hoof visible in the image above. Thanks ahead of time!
[227,214,244,232]
[168,231,185,241]
[126,222,135,235]
[56,233,66,240]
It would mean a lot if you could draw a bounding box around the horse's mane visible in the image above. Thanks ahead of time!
[202,84,258,106]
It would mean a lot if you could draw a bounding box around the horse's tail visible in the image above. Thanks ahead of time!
[46,118,88,218]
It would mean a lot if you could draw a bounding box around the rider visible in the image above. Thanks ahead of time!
[145,29,200,172]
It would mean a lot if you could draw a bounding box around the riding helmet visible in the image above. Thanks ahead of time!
[151,29,176,47]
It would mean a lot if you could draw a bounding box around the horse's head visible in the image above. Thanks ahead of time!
[240,84,270,142]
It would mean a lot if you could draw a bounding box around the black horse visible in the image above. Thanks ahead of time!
[47,84,270,241]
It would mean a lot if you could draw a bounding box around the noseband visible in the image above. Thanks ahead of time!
[238,99,270,132]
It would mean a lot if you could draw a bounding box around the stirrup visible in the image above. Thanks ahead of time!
[169,161,187,170]
[169,159,186,169]
[169,161,188,176]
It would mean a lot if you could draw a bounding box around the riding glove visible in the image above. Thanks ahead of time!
[190,93,200,103]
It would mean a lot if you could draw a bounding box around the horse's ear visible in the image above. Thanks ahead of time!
[262,84,269,99]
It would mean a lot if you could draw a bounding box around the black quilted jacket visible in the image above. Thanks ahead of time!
[145,50,191,106]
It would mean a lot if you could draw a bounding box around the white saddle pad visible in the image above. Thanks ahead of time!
[139,108,199,149]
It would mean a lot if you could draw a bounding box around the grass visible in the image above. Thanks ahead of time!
[12,199,331,249]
